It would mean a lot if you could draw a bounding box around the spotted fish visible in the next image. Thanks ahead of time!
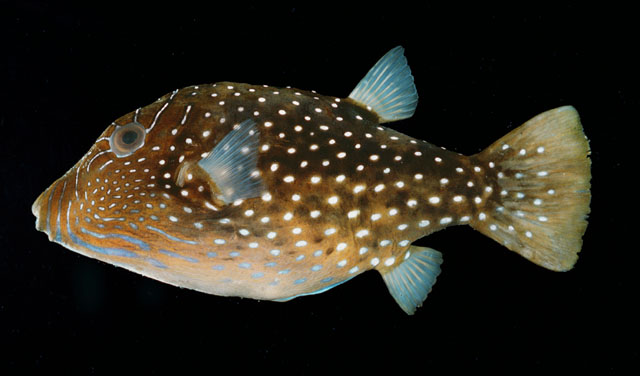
[32,47,591,314]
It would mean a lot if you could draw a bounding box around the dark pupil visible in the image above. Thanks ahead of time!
[121,130,138,145]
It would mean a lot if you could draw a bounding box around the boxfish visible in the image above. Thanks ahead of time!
[32,47,591,314]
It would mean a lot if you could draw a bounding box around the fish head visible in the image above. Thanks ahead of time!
[31,88,238,256]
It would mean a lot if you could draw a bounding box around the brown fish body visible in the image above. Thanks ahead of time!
[33,47,591,313]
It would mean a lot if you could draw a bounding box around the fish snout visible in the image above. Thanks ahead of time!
[32,180,64,240]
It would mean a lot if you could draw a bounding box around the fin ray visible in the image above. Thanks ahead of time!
[472,106,591,271]
[348,46,418,123]
[197,119,265,205]
[379,246,443,315]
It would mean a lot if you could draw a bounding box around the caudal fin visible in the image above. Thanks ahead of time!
[472,106,591,271]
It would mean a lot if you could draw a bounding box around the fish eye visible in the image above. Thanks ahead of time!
[109,122,146,157]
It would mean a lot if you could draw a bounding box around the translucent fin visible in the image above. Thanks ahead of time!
[197,119,265,205]
[379,246,443,315]
[472,106,592,271]
[348,46,418,123]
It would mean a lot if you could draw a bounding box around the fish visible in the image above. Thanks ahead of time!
[32,46,591,314]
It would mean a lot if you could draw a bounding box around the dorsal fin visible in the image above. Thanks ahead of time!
[197,119,265,205]
[348,46,418,123]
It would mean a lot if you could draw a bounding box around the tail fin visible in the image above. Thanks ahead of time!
[471,106,591,271]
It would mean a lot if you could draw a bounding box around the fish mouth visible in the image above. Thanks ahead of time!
[32,179,65,241]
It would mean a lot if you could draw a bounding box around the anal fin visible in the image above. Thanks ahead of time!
[379,245,443,315]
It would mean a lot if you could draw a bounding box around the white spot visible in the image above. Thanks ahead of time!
[249,242,258,248]
[538,216,548,222]
[384,257,395,266]
[419,220,430,227]
[371,258,380,266]
[336,175,346,183]
[407,199,417,207]
[356,229,369,238]
[399,240,410,247]
[244,209,254,217]
[440,178,449,185]
[311,176,321,184]
[453,196,463,202]
[292,227,302,234]
[283,176,295,183]
[349,266,359,274]
[239,229,250,236]
[347,209,360,219]
[537,146,545,154]
[214,239,226,245]
[337,152,347,159]
[537,171,549,177]
[295,240,307,247]
[262,192,272,202]
[478,213,487,221]
[292,194,301,201]
[324,228,336,236]
[440,217,452,225]
[435,157,442,163]
[467,181,475,187]
[380,240,391,247]
[414,173,423,180]
[371,213,382,221]
[428,197,440,204]
[474,166,481,172]
[370,154,379,161]
[328,196,339,205]
[261,216,270,223]
[169,216,178,222]
[397,224,408,231]
[474,197,482,204]
[264,121,273,127]
[519,149,527,156]
[525,231,533,238]
[310,144,319,150]
[374,184,385,192]
[353,185,366,194]
[278,109,287,115]
[359,247,369,255]
[300,161,308,168]
[202,130,211,137]
[287,147,296,154]
[534,198,543,206]
[267,232,277,239]
[337,260,347,267]
[310,210,321,218]
[395,181,405,188]
[270,249,280,256]
[548,189,556,195]
[337,243,347,251]
[388,208,398,216]
[283,212,293,221]
[489,224,498,231]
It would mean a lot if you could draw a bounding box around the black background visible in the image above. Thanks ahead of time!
[2,2,636,374]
